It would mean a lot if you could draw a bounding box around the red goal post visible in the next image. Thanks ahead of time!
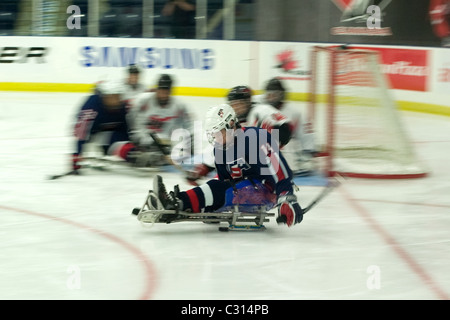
[308,45,428,179]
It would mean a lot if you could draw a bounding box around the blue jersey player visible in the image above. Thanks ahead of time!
[155,104,303,227]
[72,80,143,172]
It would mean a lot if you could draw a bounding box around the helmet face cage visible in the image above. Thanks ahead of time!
[206,113,234,143]
[205,105,237,147]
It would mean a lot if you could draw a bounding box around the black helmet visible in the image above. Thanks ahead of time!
[128,64,140,74]
[265,77,285,92]
[227,85,252,102]
[265,78,286,108]
[158,74,173,90]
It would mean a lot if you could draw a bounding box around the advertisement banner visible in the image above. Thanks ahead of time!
[278,0,445,48]
[258,43,431,93]
[353,46,430,92]
[75,38,221,86]
[327,0,445,47]
[0,37,253,91]
[0,38,56,82]
[432,48,450,94]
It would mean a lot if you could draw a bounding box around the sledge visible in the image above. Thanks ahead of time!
[131,175,341,232]
[132,189,275,232]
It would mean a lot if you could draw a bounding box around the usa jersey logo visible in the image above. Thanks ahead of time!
[226,158,250,180]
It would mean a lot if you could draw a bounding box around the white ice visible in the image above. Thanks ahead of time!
[0,91,449,300]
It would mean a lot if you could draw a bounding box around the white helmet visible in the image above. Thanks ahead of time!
[204,104,238,146]
[97,79,125,95]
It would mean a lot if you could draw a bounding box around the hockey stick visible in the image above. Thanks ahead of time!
[47,157,109,180]
[301,177,341,214]
[47,170,78,180]
[47,156,117,180]
[149,132,192,177]
[47,151,165,180]
[275,176,341,221]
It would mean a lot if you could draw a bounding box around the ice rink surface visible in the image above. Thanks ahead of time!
[0,91,449,300]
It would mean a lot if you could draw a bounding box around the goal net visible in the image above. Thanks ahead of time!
[308,45,428,179]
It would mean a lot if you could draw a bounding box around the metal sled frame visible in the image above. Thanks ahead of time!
[135,190,275,232]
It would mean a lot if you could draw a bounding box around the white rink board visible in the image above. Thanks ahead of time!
[1,37,449,111]
[0,37,253,89]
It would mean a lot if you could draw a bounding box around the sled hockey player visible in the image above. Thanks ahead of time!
[186,85,294,185]
[128,73,193,164]
[122,64,152,132]
[93,64,147,103]
[153,104,303,227]
[72,79,162,173]
[122,64,149,107]
[227,85,293,147]
[259,77,317,175]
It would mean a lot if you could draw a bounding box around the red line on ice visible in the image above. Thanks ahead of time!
[339,188,449,300]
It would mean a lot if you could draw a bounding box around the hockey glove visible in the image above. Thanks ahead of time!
[72,153,82,173]
[186,163,213,186]
[277,193,303,227]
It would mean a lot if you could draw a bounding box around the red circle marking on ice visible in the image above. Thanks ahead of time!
[0,205,158,300]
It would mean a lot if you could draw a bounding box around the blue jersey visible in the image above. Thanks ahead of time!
[73,94,130,155]
[214,126,294,197]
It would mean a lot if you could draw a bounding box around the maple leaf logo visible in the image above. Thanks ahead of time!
[275,50,298,72]
[331,0,354,11]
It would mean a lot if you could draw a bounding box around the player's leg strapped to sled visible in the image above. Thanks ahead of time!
[133,175,278,231]
[132,174,339,231]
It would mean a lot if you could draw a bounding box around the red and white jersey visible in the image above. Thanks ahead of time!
[244,102,291,135]
[129,92,192,143]
[253,93,315,151]
[252,94,317,172]
[279,103,316,152]
[122,82,148,107]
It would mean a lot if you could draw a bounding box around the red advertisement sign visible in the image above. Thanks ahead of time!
[355,46,430,91]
